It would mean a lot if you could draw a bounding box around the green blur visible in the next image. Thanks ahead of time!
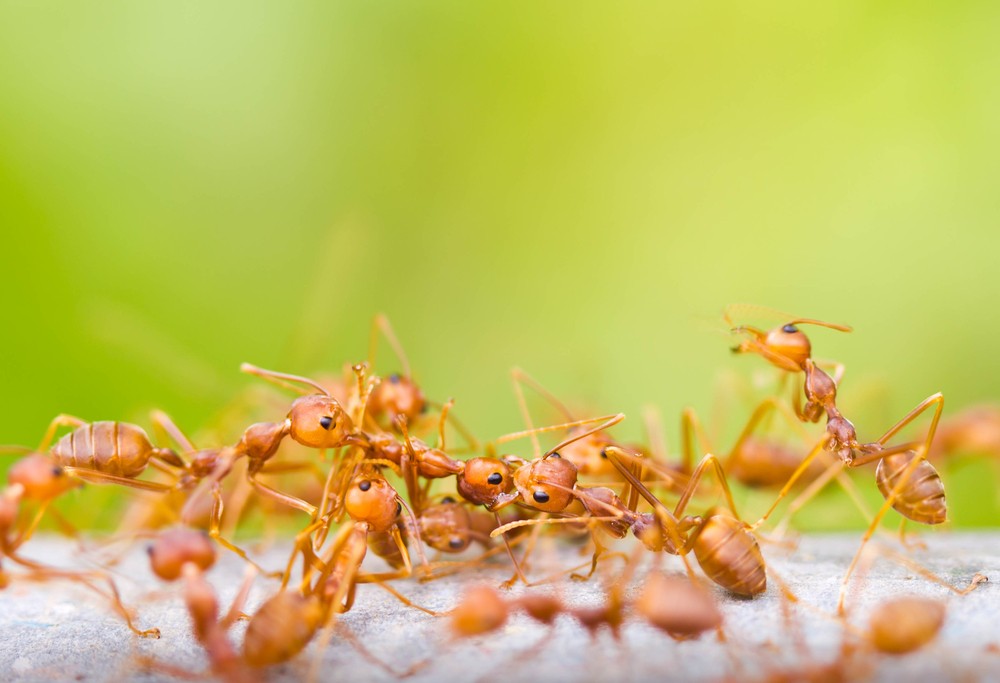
[1,2,998,530]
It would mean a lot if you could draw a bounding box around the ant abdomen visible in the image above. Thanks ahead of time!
[691,514,767,597]
[243,591,324,667]
[876,452,947,525]
[51,421,179,478]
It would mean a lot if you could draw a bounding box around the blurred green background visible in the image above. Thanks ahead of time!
[1,2,998,530]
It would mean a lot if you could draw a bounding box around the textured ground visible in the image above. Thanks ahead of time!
[0,532,997,682]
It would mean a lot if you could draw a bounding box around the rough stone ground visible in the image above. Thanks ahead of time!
[0,532,997,682]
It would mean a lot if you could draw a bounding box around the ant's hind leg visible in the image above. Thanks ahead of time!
[37,414,87,452]
[207,485,279,578]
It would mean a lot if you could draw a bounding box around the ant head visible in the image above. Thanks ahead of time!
[419,502,473,553]
[147,528,216,581]
[287,395,354,448]
[512,455,578,512]
[343,473,400,533]
[8,455,77,501]
[450,584,509,637]
[731,316,850,373]
[456,457,513,508]
[556,428,617,477]
[366,374,427,425]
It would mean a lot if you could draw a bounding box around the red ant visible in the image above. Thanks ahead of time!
[728,308,952,610]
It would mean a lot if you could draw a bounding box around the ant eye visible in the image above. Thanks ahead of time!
[52,467,63,477]
[145,545,154,556]
[319,416,333,430]
[549,452,561,459]
[448,538,464,549]
[533,491,550,504]
[441,496,456,504]
[782,324,799,334]
[487,473,503,485]
[358,480,372,491]
[389,373,401,384]
[396,501,402,516]
[600,448,608,459]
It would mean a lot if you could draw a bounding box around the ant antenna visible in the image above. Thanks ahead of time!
[240,363,331,397]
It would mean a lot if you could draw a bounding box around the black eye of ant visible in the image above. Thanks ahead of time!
[782,324,799,334]
[549,452,561,459]
[319,416,333,430]
[600,448,608,459]
[52,466,63,477]
[145,545,154,556]
[358,480,371,491]
[396,501,403,516]
[441,496,456,504]
[448,538,464,549]
[389,373,401,384]
[533,491,550,504]
[487,472,503,485]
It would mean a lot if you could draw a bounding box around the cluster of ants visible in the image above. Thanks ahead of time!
[0,309,993,682]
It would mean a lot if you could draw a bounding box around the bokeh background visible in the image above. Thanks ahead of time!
[1,2,998,529]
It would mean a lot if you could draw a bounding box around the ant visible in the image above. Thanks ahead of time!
[144,528,259,683]
[491,445,768,597]
[453,412,626,585]
[0,460,159,638]
[449,570,722,643]
[3,414,186,493]
[396,418,497,557]
[727,309,951,608]
[508,368,689,495]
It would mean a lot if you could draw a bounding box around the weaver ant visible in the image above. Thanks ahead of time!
[728,308,952,608]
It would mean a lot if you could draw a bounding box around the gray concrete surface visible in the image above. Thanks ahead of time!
[0,532,997,682]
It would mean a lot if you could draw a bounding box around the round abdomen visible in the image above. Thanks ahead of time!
[876,452,947,525]
[51,421,152,479]
[692,514,767,597]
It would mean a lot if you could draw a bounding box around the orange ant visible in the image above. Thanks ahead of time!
[2,414,186,493]
[452,412,625,585]
[449,570,721,643]
[144,528,259,683]
[0,460,159,638]
[491,445,769,597]
[728,309,952,608]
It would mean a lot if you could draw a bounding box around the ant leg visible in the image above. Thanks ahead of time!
[642,405,669,462]
[878,392,945,454]
[148,409,195,457]
[868,543,987,595]
[256,459,326,480]
[494,413,625,450]
[604,448,700,582]
[680,408,714,475]
[220,566,257,629]
[495,512,531,587]
[368,313,412,377]
[61,467,173,492]
[220,471,253,539]
[836,453,931,614]
[751,438,830,530]
[499,512,549,589]
[897,519,927,551]
[207,484,278,578]
[672,453,741,520]
[37,414,87,452]
[570,534,627,582]
[510,367,577,459]
[247,472,316,516]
